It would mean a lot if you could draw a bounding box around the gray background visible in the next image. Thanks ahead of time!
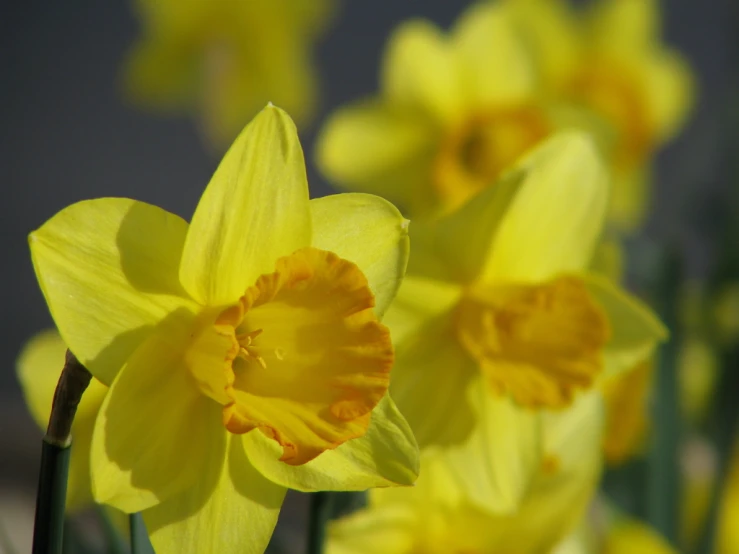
[0,0,732,550]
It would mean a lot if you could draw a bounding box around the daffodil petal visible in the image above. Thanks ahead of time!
[497,392,605,553]
[316,101,437,212]
[327,504,417,554]
[243,394,419,492]
[441,378,543,514]
[390,318,477,448]
[416,166,525,284]
[383,275,463,345]
[382,20,464,124]
[583,273,667,376]
[29,198,195,385]
[180,105,311,306]
[642,51,694,143]
[91,311,219,513]
[144,435,286,554]
[482,132,608,284]
[453,3,535,108]
[310,193,410,318]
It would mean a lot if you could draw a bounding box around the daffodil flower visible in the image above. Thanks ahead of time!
[327,391,605,554]
[317,2,590,218]
[29,105,418,553]
[124,0,335,145]
[504,0,694,230]
[602,358,653,465]
[385,132,665,512]
[17,330,109,512]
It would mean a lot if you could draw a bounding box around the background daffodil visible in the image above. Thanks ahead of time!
[384,132,665,511]
[124,0,335,145]
[316,2,593,218]
[29,105,419,554]
[504,0,694,230]
[328,393,604,554]
[16,330,109,512]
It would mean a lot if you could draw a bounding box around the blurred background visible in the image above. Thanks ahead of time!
[0,0,734,551]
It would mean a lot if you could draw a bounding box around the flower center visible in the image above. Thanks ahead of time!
[567,58,652,169]
[455,276,610,408]
[187,247,393,465]
[433,107,550,212]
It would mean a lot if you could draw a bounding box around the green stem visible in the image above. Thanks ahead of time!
[307,492,334,554]
[130,513,154,554]
[646,248,682,545]
[32,350,92,554]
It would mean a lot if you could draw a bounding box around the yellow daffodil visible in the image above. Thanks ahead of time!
[601,520,677,554]
[328,391,605,553]
[29,105,419,554]
[16,330,109,512]
[317,2,598,218]
[385,132,665,512]
[505,0,694,230]
[125,0,334,145]
[718,444,739,554]
[602,358,653,465]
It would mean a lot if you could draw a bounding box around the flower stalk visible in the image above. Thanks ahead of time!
[32,350,92,554]
[307,492,334,554]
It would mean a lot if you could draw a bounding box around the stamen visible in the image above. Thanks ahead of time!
[236,328,267,368]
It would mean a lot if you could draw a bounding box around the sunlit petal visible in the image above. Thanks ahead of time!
[180,105,311,306]
[29,198,195,385]
[310,193,410,318]
[144,435,286,554]
[244,394,418,492]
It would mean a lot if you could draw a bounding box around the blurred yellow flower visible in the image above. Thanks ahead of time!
[124,0,335,145]
[602,358,653,465]
[328,391,604,553]
[505,0,694,230]
[29,106,418,554]
[317,2,595,218]
[602,520,677,554]
[385,132,665,512]
[16,330,108,512]
[718,445,739,554]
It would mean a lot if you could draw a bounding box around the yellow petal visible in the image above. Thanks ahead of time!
[505,0,581,90]
[587,0,660,55]
[144,435,286,554]
[390,315,477,448]
[244,394,419,492]
[383,275,462,345]
[411,166,525,284]
[584,273,667,377]
[180,105,311,306]
[220,248,393,465]
[29,198,196,385]
[328,504,417,554]
[642,51,694,143]
[91,311,221,513]
[310,193,410,318]
[315,101,437,213]
[453,3,535,108]
[16,330,108,511]
[497,391,604,552]
[382,20,463,124]
[441,377,543,514]
[608,166,650,232]
[602,359,653,464]
[482,132,608,284]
